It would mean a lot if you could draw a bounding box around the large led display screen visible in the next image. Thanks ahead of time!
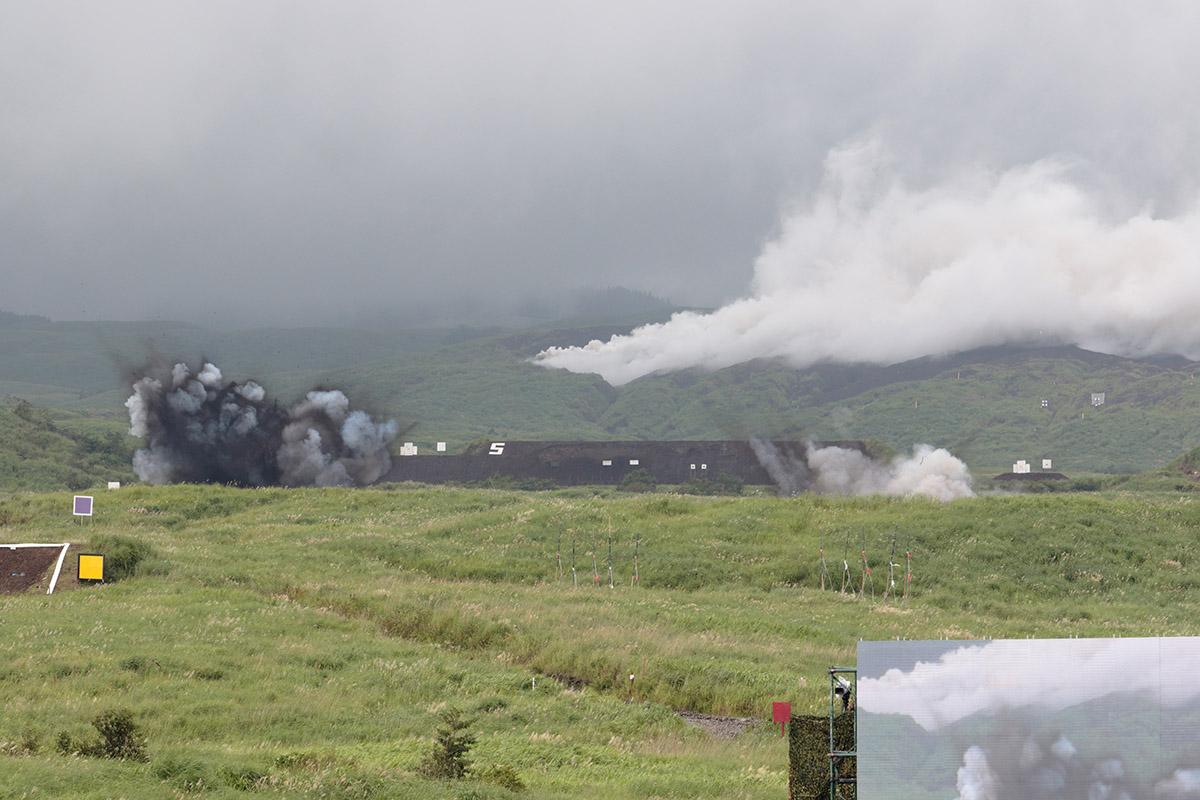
[858,638,1200,800]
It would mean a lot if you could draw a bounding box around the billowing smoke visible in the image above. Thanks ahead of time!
[953,733,1138,800]
[125,361,399,486]
[952,726,1200,800]
[859,638,1200,732]
[862,639,1200,800]
[535,137,1200,385]
[751,439,973,501]
[748,439,810,496]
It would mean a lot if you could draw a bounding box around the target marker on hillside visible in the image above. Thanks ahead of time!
[72,496,93,517]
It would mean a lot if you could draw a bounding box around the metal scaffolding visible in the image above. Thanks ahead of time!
[828,667,857,800]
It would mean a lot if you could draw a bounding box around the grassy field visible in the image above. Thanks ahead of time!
[0,399,133,492]
[4,484,1200,797]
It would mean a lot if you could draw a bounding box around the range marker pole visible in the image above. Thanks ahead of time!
[607,536,614,589]
[632,537,640,586]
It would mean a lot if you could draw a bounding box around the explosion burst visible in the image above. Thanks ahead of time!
[125,361,399,486]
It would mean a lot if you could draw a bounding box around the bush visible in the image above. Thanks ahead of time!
[154,755,211,791]
[0,730,39,756]
[618,468,656,493]
[220,764,266,791]
[474,763,525,792]
[472,696,508,714]
[91,708,148,761]
[54,731,76,756]
[418,709,475,780]
[679,472,744,495]
[85,535,163,581]
[58,708,148,762]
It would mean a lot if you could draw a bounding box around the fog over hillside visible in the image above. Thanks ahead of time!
[4,3,1200,328]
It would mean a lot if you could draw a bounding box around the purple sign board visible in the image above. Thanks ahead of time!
[72,495,93,517]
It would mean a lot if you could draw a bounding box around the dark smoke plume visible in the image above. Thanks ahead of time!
[125,361,399,486]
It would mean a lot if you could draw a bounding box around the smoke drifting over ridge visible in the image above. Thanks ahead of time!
[750,440,973,501]
[536,138,1200,385]
[125,361,399,486]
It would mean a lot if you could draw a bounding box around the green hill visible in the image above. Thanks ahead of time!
[6,311,1200,478]
[0,399,133,491]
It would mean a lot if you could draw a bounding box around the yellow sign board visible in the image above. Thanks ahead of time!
[78,553,104,582]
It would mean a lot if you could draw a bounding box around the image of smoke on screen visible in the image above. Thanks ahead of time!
[856,638,1200,800]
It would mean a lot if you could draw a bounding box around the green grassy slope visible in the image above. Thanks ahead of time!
[6,311,1200,474]
[3,485,1200,797]
[324,342,1200,473]
[0,399,133,491]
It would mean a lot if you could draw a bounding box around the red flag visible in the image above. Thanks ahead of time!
[772,701,791,736]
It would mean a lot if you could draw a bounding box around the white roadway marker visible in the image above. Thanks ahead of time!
[47,543,70,595]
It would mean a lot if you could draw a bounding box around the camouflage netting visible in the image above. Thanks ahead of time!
[788,713,855,800]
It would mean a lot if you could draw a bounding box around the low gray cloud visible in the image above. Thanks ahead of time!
[3,2,1199,325]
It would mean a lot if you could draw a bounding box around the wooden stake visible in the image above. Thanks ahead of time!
[903,549,912,604]
[632,537,640,586]
[819,546,831,591]
[607,536,614,589]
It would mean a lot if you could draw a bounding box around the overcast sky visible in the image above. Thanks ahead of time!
[3,1,1199,326]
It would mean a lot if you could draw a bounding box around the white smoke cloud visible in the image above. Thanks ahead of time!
[1157,770,1200,799]
[196,362,223,388]
[124,376,160,438]
[807,443,974,501]
[953,737,1135,800]
[293,390,350,424]
[957,746,998,800]
[860,638,1200,732]
[535,138,1200,385]
[236,382,265,402]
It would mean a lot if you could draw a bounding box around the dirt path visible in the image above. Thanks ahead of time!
[677,710,758,738]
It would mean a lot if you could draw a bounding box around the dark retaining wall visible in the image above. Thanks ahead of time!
[384,440,867,487]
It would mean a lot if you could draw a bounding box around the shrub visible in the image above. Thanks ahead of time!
[220,764,266,791]
[54,731,77,756]
[0,730,39,756]
[418,709,475,780]
[154,755,211,791]
[679,472,744,495]
[618,468,657,493]
[85,535,163,581]
[119,656,146,672]
[472,696,508,714]
[91,708,148,761]
[274,750,339,771]
[58,709,148,761]
[474,763,525,792]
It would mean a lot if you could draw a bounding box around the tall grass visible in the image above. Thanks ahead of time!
[3,484,1200,797]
